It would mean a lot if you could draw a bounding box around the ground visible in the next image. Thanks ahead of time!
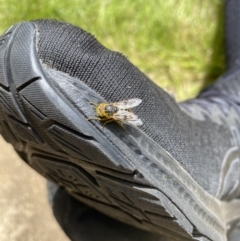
[0,136,69,241]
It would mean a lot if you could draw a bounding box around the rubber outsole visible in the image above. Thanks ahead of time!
[0,22,240,241]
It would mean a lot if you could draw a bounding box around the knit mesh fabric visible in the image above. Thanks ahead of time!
[32,20,234,197]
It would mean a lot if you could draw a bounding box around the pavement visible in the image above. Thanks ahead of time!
[0,135,69,241]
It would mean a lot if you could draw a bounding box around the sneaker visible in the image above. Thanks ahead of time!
[0,20,240,241]
[48,183,240,241]
[49,183,162,241]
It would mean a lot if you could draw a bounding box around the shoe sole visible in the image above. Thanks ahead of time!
[0,22,239,241]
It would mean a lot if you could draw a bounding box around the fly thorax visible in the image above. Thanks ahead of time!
[105,105,118,115]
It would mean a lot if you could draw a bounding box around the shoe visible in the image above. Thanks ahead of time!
[0,20,240,241]
[49,183,162,241]
[48,183,240,241]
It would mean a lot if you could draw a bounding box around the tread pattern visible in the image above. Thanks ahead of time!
[0,22,223,241]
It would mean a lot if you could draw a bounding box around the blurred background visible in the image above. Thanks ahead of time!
[0,0,225,240]
[0,0,225,100]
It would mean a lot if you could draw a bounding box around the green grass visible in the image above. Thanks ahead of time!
[0,0,225,100]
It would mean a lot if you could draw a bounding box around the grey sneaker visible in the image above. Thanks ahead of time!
[49,183,162,241]
[48,183,240,241]
[0,20,240,241]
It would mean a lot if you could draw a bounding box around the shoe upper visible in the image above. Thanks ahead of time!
[30,20,240,200]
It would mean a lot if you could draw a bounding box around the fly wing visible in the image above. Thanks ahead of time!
[113,110,143,126]
[127,118,143,126]
[113,98,142,109]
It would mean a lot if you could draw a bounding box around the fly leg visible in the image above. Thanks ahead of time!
[89,101,98,107]
[116,120,126,131]
[87,101,99,121]
[87,116,102,121]
[102,119,115,128]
